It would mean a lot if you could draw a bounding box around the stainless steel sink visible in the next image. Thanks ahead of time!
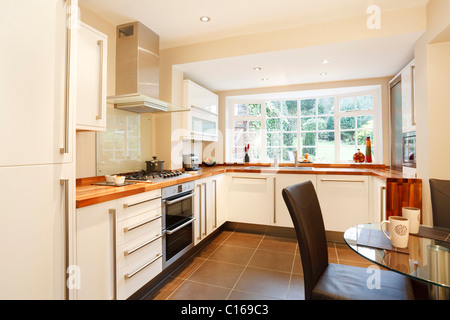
[243,166,313,170]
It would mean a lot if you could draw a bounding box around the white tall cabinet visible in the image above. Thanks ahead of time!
[0,0,77,299]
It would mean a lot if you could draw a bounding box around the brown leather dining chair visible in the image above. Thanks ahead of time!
[282,180,415,300]
[429,179,450,229]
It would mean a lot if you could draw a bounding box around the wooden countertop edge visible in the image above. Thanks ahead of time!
[76,165,420,208]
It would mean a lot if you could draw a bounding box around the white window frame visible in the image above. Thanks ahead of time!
[227,88,381,163]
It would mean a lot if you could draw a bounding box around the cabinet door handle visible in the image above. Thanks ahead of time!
[124,254,162,279]
[60,179,69,300]
[380,186,386,222]
[213,180,217,229]
[109,208,117,300]
[320,178,366,183]
[410,65,416,126]
[202,182,207,236]
[273,177,277,224]
[96,40,104,120]
[123,234,162,256]
[197,184,202,240]
[60,2,72,155]
[123,214,161,232]
[123,195,161,208]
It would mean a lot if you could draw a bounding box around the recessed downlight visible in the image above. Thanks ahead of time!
[321,59,331,64]
[261,78,269,81]
[320,72,328,76]
[200,16,211,22]
[253,67,262,71]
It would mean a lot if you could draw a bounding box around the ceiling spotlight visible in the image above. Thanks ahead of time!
[320,72,328,76]
[253,67,262,71]
[200,16,211,22]
[321,59,331,64]
[261,78,269,81]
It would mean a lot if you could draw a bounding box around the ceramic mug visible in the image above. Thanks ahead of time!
[402,207,420,234]
[114,176,125,185]
[381,216,409,248]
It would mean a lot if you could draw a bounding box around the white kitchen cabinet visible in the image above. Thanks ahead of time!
[401,59,416,133]
[76,22,108,131]
[193,175,226,245]
[183,79,219,141]
[274,174,317,227]
[0,0,77,300]
[369,176,387,223]
[228,173,273,226]
[76,200,116,300]
[0,0,77,166]
[316,175,369,232]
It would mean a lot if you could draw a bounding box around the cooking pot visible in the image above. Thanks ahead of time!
[146,156,164,172]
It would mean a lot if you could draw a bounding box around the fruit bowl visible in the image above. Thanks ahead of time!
[203,157,216,167]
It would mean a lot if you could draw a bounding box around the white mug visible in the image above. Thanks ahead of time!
[402,207,420,234]
[381,216,409,248]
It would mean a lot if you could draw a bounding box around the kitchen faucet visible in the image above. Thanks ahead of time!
[294,151,298,167]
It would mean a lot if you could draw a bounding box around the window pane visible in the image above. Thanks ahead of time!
[266,133,281,146]
[282,100,298,116]
[283,148,297,161]
[266,118,281,131]
[340,147,356,161]
[234,104,247,116]
[282,118,298,131]
[249,120,261,131]
[266,147,281,161]
[339,97,355,112]
[301,147,316,157]
[301,117,317,131]
[356,95,373,110]
[318,132,335,146]
[316,147,334,162]
[318,97,334,115]
[283,133,297,146]
[340,117,355,130]
[248,104,261,115]
[266,101,281,117]
[301,99,317,116]
[318,116,334,130]
[301,132,316,146]
[357,115,373,129]
[341,131,355,145]
[357,130,373,146]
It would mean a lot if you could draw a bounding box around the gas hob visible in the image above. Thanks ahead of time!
[121,170,191,183]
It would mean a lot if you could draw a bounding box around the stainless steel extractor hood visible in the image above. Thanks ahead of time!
[107,21,187,113]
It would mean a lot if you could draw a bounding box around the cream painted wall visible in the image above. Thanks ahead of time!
[414,0,450,225]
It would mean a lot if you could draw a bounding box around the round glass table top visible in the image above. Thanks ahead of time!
[343,223,450,289]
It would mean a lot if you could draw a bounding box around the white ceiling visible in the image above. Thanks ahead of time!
[79,0,428,92]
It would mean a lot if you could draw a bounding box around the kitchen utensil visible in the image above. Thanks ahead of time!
[146,156,165,172]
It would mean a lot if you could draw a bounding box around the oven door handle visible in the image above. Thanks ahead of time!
[165,192,196,205]
[165,217,196,235]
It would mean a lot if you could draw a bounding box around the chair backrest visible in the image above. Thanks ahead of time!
[282,181,328,300]
[429,179,450,229]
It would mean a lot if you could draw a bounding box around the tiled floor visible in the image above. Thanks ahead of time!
[143,229,374,300]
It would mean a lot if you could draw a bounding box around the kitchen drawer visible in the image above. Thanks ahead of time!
[117,190,161,221]
[117,230,162,271]
[116,208,162,246]
[117,251,162,300]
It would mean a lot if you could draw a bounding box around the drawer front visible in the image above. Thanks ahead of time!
[117,230,162,271]
[117,190,161,221]
[117,252,162,300]
[116,208,162,246]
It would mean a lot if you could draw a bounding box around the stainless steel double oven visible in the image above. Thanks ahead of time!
[161,181,196,269]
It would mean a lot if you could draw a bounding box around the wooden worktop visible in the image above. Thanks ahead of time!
[76,163,420,209]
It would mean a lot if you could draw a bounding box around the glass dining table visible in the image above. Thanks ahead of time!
[344,223,450,300]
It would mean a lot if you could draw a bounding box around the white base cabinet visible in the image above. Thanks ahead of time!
[274,174,317,227]
[316,175,370,232]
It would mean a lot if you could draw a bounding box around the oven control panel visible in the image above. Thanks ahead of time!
[162,181,195,199]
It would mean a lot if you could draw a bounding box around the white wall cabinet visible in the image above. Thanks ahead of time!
[76,22,108,131]
[316,175,370,232]
[228,173,273,226]
[75,189,162,300]
[274,174,317,227]
[183,79,219,141]
[401,59,416,133]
